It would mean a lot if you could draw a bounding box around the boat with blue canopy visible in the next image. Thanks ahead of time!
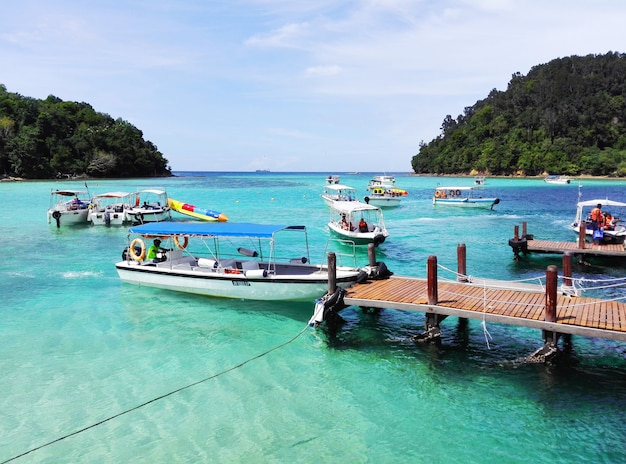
[115,222,363,301]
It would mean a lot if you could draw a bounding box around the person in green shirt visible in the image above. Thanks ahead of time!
[146,239,163,262]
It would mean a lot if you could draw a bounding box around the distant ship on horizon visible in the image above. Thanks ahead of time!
[255,169,270,173]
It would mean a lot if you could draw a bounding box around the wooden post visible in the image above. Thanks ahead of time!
[457,243,467,282]
[522,221,527,238]
[427,255,438,305]
[545,265,557,323]
[327,252,336,293]
[514,225,519,241]
[563,252,573,288]
[367,243,376,267]
[578,222,586,249]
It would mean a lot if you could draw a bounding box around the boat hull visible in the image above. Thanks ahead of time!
[328,222,387,246]
[47,208,89,226]
[88,209,129,226]
[433,198,499,209]
[363,196,402,208]
[115,262,359,301]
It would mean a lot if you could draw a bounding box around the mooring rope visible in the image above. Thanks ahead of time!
[1,323,311,464]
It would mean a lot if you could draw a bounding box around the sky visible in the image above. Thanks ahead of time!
[1,1,625,172]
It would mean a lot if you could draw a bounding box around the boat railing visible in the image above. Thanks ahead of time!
[322,239,358,268]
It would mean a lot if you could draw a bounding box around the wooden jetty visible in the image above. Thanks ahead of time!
[509,221,626,260]
[320,244,626,360]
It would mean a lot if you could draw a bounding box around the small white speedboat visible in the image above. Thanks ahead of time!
[116,222,363,302]
[327,201,389,246]
[88,191,136,226]
[569,198,626,244]
[544,175,571,185]
[321,183,358,206]
[125,188,172,224]
[47,189,92,227]
[432,186,500,210]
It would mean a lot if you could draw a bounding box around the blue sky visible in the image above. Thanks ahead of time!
[1,1,625,172]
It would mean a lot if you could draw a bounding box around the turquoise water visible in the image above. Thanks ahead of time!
[1,173,626,463]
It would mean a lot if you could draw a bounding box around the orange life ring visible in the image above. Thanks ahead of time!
[129,238,146,261]
[224,268,240,274]
[174,235,188,249]
[435,190,441,198]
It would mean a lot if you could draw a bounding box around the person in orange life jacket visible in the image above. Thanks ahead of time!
[358,217,368,232]
[589,204,603,230]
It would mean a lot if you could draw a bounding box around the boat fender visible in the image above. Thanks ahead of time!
[508,237,528,254]
[174,235,189,250]
[373,234,385,247]
[198,258,218,268]
[356,269,369,283]
[364,196,370,204]
[493,198,500,205]
[309,287,347,326]
[245,269,268,278]
[104,211,111,225]
[238,247,258,257]
[129,238,146,261]
[52,210,61,219]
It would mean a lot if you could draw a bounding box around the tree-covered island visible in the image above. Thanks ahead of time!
[0,84,171,179]
[412,52,626,177]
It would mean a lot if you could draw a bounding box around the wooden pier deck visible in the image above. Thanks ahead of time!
[523,238,626,257]
[344,276,626,342]
[508,221,626,259]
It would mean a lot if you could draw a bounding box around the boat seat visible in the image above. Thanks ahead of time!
[219,258,236,269]
[241,260,260,271]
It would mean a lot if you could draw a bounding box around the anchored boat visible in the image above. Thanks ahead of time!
[433,186,500,210]
[116,222,363,301]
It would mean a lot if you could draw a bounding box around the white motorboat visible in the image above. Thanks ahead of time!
[474,175,486,185]
[327,200,389,246]
[433,186,500,209]
[544,175,571,185]
[115,222,363,302]
[367,175,396,189]
[363,186,408,208]
[125,188,172,224]
[88,191,136,226]
[47,189,92,227]
[326,175,341,184]
[321,183,358,206]
[569,198,626,244]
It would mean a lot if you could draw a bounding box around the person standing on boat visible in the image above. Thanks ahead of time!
[590,204,603,230]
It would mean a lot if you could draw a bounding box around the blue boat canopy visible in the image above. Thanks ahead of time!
[128,222,304,238]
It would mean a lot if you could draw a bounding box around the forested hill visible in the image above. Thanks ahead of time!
[411,52,626,177]
[0,84,171,179]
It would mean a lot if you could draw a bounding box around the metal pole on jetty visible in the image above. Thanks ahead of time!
[414,255,444,342]
[578,222,586,249]
[368,243,376,267]
[457,243,467,282]
[327,252,336,293]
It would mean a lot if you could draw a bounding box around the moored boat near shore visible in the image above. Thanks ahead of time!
[47,189,92,227]
[116,222,364,301]
[432,186,500,210]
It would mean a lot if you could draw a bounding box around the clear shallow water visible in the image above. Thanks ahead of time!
[1,173,626,463]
